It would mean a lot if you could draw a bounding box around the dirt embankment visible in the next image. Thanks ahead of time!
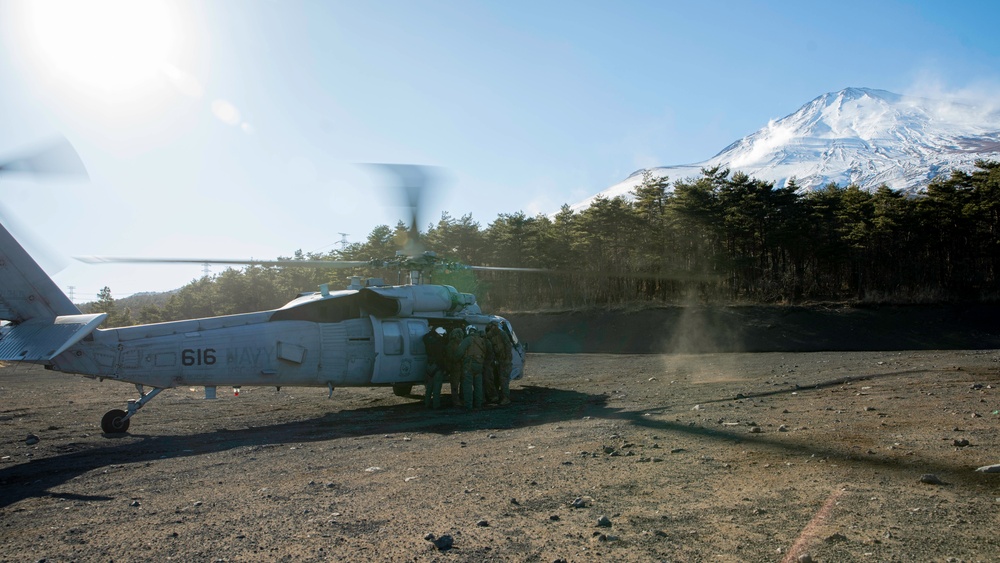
[507,304,1000,354]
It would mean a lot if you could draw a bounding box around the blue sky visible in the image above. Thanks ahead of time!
[1,0,998,301]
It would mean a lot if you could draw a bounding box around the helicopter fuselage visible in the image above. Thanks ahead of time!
[46,287,524,392]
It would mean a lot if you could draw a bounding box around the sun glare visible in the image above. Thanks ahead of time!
[19,0,186,104]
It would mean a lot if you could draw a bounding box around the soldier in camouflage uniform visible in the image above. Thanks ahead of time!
[457,325,486,409]
[487,321,513,405]
[481,325,498,404]
[422,327,447,409]
[446,328,465,407]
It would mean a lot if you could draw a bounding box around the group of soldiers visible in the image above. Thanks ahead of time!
[422,321,513,410]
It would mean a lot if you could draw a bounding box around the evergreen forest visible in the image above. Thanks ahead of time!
[88,161,1000,326]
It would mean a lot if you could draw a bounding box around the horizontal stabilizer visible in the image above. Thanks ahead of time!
[0,313,106,361]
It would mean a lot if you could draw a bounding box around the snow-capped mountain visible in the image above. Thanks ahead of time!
[573,87,1000,212]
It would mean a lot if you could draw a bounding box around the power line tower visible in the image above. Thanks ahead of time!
[337,233,350,250]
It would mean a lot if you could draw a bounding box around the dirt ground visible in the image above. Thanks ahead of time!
[2,308,1000,562]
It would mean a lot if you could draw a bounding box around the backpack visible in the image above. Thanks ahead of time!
[490,327,512,363]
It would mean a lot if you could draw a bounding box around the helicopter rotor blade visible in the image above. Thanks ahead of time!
[365,163,437,256]
[0,202,71,275]
[0,137,87,276]
[0,138,89,179]
[77,255,719,283]
[76,256,373,268]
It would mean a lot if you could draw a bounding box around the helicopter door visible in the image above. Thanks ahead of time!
[370,317,427,383]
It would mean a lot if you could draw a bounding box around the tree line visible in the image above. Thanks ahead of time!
[88,161,1000,325]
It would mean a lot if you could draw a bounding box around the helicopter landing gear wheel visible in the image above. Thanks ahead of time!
[101,385,164,434]
[101,409,130,434]
[392,383,413,397]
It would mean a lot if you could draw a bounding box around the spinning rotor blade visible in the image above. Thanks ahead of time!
[365,163,437,255]
[0,137,88,275]
[0,202,71,275]
[78,255,720,283]
[0,138,89,179]
[77,256,372,268]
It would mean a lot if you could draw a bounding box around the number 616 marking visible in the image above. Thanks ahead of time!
[182,348,217,366]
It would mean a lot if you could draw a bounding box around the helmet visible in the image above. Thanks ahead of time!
[435,326,446,336]
[466,325,478,335]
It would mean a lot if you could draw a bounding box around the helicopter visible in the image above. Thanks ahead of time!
[0,151,526,434]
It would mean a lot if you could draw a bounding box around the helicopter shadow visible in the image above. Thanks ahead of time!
[693,368,931,404]
[606,368,993,487]
[0,385,600,508]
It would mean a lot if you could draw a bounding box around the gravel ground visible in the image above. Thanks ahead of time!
[2,348,1000,562]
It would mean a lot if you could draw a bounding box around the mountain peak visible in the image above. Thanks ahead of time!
[811,88,905,117]
[572,88,1000,213]
[832,87,899,102]
[705,86,1000,191]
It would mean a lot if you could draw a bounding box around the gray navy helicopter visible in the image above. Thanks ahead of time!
[0,149,526,433]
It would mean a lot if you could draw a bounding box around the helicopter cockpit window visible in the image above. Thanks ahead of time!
[382,321,403,355]
[500,319,520,345]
